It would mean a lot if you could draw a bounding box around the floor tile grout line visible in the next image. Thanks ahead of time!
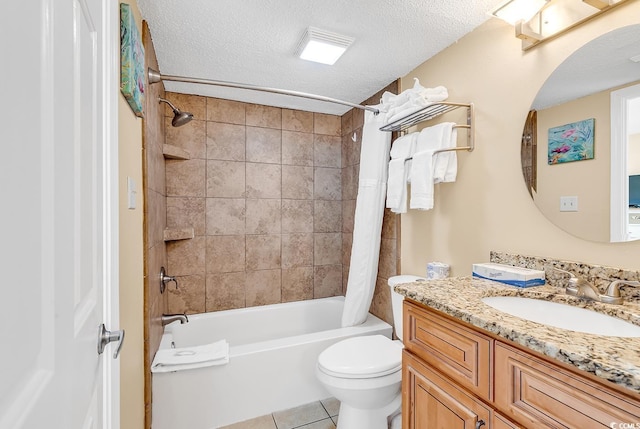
[290,416,335,429]
[319,401,331,418]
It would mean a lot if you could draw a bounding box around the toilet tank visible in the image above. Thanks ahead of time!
[388,275,424,341]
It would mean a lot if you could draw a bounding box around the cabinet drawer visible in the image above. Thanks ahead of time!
[495,342,640,428]
[404,300,493,400]
[403,350,491,429]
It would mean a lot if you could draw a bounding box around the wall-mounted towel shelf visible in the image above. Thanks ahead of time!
[379,102,474,154]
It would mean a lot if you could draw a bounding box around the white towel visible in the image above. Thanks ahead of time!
[433,126,457,183]
[386,101,429,124]
[389,132,417,159]
[151,339,229,373]
[381,79,449,123]
[409,149,437,210]
[410,123,455,210]
[387,133,418,213]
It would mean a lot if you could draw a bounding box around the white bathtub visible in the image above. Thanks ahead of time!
[151,296,392,429]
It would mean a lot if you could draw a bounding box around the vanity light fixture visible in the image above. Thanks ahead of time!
[491,0,631,50]
[295,27,354,65]
[491,0,549,25]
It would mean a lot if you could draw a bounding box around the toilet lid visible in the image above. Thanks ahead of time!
[318,335,402,379]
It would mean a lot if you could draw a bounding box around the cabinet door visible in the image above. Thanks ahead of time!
[495,342,640,428]
[404,300,493,401]
[494,413,523,429]
[404,351,490,429]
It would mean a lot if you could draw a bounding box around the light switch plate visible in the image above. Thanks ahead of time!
[127,177,137,210]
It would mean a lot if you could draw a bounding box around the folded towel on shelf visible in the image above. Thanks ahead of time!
[381,79,449,123]
[410,123,456,210]
[387,133,418,214]
[151,339,229,373]
[386,101,429,124]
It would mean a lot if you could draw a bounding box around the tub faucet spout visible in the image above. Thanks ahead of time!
[161,313,189,326]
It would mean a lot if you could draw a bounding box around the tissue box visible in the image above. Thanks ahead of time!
[472,263,545,288]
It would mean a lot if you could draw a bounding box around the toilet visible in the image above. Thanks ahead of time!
[316,275,424,429]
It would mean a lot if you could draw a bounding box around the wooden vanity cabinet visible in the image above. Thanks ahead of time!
[495,342,640,427]
[402,300,640,429]
[403,300,493,401]
[403,351,492,429]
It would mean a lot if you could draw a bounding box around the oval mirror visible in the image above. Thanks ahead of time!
[522,24,640,243]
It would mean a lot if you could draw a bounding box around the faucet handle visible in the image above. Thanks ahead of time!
[605,280,640,298]
[552,268,601,300]
[552,267,580,288]
[160,266,179,293]
[552,267,576,279]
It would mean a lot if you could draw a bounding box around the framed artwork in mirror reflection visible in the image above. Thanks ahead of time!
[547,118,594,165]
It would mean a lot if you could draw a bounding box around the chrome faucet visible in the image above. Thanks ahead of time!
[161,313,189,326]
[554,268,640,305]
[554,268,601,301]
[600,280,640,305]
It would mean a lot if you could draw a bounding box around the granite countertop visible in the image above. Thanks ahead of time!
[395,276,640,395]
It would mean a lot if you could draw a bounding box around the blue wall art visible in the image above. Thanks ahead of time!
[120,3,145,117]
[547,118,594,165]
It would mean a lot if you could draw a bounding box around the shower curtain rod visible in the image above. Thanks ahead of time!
[148,68,380,114]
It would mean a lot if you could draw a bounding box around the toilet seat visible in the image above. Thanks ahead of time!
[317,335,402,379]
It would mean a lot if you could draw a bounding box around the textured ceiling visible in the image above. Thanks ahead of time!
[137,0,498,115]
[532,24,640,111]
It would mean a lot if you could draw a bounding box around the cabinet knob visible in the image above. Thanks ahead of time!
[475,420,486,429]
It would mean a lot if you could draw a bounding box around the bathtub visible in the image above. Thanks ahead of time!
[151,296,392,429]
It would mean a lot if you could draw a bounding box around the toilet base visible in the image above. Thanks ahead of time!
[336,394,401,429]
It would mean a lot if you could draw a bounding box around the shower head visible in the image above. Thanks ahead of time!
[158,97,194,127]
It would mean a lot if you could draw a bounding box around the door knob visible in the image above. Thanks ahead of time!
[97,323,125,359]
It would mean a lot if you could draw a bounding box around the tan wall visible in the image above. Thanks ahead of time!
[535,90,610,242]
[400,2,640,278]
[118,1,145,429]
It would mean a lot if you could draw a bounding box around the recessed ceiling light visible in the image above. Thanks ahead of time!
[491,0,549,25]
[295,27,354,65]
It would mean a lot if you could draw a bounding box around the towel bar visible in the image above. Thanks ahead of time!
[380,102,475,155]
[403,145,473,162]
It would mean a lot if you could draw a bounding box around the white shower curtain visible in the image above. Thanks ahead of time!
[341,108,391,327]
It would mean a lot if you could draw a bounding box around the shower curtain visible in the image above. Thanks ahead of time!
[341,108,391,327]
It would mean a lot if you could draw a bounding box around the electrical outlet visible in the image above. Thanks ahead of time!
[560,196,578,212]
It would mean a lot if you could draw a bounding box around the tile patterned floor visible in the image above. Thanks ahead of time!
[219,398,340,429]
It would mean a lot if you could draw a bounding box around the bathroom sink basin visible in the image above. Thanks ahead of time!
[481,296,640,337]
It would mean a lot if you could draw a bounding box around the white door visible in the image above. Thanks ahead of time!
[611,83,640,242]
[0,0,120,428]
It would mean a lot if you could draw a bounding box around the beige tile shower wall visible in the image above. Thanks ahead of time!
[142,21,167,429]
[163,95,344,313]
[341,81,400,327]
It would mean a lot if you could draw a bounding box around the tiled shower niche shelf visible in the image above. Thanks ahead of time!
[163,144,190,160]
[163,227,194,242]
